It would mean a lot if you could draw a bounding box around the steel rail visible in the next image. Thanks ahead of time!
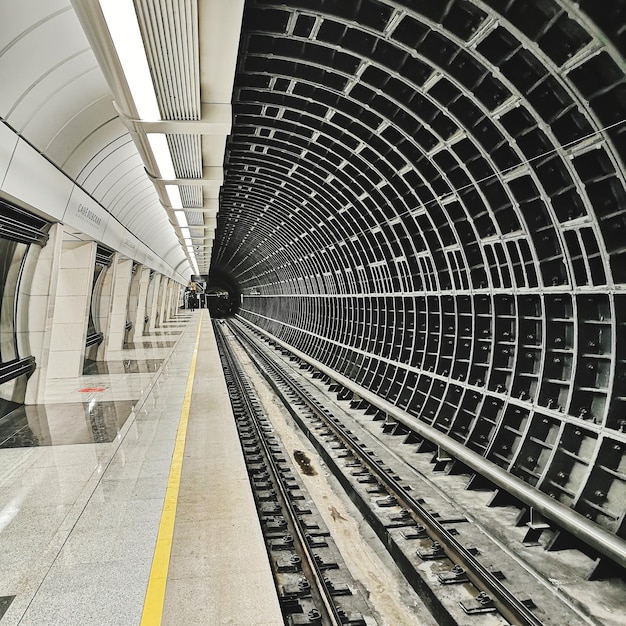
[235,315,626,571]
[233,320,545,626]
[215,325,345,626]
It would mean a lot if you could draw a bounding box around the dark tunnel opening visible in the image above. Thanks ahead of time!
[203,268,242,318]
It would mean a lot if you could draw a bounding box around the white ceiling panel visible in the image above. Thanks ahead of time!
[6,50,96,131]
[0,9,89,117]
[66,122,129,181]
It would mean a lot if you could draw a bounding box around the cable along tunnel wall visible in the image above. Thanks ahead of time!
[212,0,626,556]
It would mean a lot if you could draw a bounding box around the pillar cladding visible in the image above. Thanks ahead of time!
[148,272,162,332]
[126,264,142,343]
[133,266,152,339]
[163,279,179,322]
[163,279,174,322]
[156,275,169,327]
[175,283,185,314]
[47,237,96,379]
[103,256,133,358]
[19,223,63,404]
[94,255,116,362]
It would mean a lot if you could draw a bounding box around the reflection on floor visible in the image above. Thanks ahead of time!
[0,319,188,449]
[0,401,135,447]
[0,597,14,620]
[83,359,163,375]
[125,341,176,349]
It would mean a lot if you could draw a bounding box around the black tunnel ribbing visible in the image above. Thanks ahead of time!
[212,1,626,536]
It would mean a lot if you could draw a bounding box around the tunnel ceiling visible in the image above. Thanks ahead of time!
[215,0,626,293]
[0,1,189,274]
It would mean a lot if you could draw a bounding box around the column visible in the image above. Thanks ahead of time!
[19,224,63,403]
[94,258,116,361]
[47,237,96,379]
[168,282,181,318]
[133,266,151,339]
[148,273,162,332]
[175,284,184,315]
[104,256,133,358]
[125,264,140,343]
[156,276,168,327]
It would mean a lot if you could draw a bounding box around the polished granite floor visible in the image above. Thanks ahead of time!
[0,401,135,447]
[0,310,284,626]
[0,313,194,625]
[124,341,176,349]
[83,359,164,375]
[0,330,183,449]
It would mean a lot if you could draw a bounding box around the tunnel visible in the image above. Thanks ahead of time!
[216,0,626,554]
[1,0,626,621]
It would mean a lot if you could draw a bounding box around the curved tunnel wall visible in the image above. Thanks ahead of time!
[213,1,626,540]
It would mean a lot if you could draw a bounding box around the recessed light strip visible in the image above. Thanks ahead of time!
[99,0,194,274]
[99,0,160,121]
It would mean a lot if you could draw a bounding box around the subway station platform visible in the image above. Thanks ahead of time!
[0,310,282,626]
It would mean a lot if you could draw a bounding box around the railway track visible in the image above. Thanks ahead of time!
[218,317,608,626]
[222,320,536,625]
[215,323,375,625]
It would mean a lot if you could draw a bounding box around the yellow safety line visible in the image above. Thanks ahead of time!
[140,313,203,625]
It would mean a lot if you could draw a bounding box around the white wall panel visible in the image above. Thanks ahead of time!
[0,123,18,186]
[2,138,73,221]
[101,217,133,258]
[63,185,109,241]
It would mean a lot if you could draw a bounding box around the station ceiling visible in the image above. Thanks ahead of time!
[3,1,625,286]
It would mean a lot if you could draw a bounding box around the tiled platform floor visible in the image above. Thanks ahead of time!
[0,310,281,625]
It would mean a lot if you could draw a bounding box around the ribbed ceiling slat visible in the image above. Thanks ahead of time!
[180,184,203,207]
[134,0,200,120]
[168,134,202,178]
[185,210,204,226]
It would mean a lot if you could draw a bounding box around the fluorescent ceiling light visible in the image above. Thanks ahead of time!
[99,0,160,120]
[175,211,188,228]
[181,227,191,240]
[166,184,183,208]
[147,134,176,179]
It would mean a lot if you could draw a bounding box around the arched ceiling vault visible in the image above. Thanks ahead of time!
[1,0,245,279]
